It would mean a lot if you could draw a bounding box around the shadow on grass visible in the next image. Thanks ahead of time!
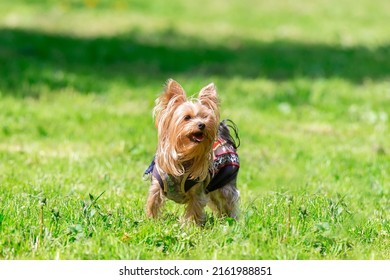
[1,27,389,97]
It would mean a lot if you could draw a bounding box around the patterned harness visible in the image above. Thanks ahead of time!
[144,137,239,197]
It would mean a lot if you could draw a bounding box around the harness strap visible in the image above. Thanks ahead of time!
[182,173,203,193]
[151,164,206,194]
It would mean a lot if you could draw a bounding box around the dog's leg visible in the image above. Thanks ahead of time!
[146,178,165,218]
[208,178,240,219]
[183,184,208,225]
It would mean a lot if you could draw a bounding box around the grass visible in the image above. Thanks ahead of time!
[0,0,389,259]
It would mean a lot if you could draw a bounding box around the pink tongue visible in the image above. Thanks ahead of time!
[193,133,204,142]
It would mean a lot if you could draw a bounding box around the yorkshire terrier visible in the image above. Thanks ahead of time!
[144,79,240,225]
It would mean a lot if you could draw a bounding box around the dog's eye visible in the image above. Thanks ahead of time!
[184,115,191,121]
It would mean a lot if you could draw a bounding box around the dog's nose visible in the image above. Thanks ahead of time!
[198,122,205,130]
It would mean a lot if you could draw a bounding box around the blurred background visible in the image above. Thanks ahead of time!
[1,0,389,190]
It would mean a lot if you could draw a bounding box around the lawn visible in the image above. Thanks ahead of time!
[0,0,389,259]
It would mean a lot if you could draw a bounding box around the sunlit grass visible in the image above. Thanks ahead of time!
[0,0,389,259]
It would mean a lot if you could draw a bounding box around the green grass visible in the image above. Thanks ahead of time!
[0,0,389,259]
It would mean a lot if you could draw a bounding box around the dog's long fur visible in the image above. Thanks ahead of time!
[146,79,239,225]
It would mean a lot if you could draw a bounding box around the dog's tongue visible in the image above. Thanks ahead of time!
[193,132,204,142]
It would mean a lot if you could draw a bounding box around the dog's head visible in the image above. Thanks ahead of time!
[153,79,220,179]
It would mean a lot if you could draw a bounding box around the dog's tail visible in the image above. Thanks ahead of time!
[218,119,240,149]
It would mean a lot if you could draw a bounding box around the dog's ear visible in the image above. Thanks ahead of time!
[154,79,186,127]
[160,79,186,106]
[198,83,219,114]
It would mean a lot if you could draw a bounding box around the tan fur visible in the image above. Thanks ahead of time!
[146,79,239,225]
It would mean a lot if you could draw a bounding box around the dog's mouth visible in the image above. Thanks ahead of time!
[189,132,205,143]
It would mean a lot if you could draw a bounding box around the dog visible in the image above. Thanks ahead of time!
[144,79,240,225]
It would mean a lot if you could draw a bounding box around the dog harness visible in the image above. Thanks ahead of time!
[144,137,239,197]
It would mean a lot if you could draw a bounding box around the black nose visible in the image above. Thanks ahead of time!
[198,122,205,130]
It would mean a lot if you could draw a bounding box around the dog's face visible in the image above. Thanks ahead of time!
[153,79,220,178]
[170,98,217,154]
